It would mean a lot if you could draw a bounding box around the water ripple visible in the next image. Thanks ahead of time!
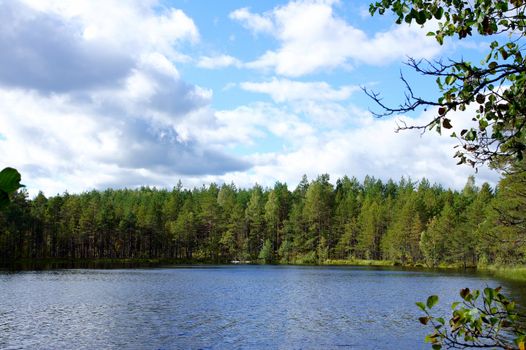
[0,266,514,349]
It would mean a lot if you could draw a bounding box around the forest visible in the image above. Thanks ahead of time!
[1,161,525,268]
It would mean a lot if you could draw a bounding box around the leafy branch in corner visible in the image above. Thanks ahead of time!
[366,0,526,169]
[417,287,526,349]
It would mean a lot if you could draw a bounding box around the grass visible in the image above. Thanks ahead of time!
[480,265,526,283]
[323,259,396,267]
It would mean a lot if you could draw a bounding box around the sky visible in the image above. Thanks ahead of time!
[0,0,500,196]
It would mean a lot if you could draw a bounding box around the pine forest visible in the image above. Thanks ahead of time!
[3,161,525,268]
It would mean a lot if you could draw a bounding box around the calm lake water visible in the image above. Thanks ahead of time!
[1,265,524,349]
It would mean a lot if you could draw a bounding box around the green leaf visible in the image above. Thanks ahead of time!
[416,10,427,25]
[445,75,457,85]
[427,295,439,309]
[434,7,443,20]
[483,287,495,300]
[416,301,426,311]
[424,335,434,343]
[0,167,24,194]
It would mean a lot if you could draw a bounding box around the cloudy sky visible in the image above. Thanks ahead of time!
[0,0,499,196]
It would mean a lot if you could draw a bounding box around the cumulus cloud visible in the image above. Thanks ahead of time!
[20,0,199,57]
[0,0,250,195]
[8,88,490,195]
[240,78,358,102]
[229,7,275,34]
[0,0,498,197]
[173,102,315,149]
[0,1,133,92]
[197,55,242,69]
[238,79,363,127]
[0,88,249,194]
[180,103,499,191]
[231,0,442,76]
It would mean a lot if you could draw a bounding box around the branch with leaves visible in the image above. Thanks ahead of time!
[418,287,526,349]
[367,0,526,168]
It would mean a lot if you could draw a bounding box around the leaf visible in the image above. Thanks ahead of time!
[438,107,446,115]
[434,7,444,20]
[443,118,453,129]
[416,10,427,25]
[425,335,435,343]
[445,75,457,85]
[427,295,439,309]
[460,288,470,300]
[483,287,495,300]
[416,301,426,311]
[0,167,24,194]
[419,316,429,325]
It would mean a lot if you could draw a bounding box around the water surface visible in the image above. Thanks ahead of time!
[0,265,522,349]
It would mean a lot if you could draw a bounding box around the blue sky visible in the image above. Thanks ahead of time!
[0,0,499,196]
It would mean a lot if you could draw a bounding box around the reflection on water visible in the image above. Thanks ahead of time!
[0,265,521,349]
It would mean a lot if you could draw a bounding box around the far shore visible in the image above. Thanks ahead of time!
[3,258,525,282]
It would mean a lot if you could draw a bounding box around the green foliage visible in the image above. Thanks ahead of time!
[418,287,526,349]
[0,167,24,209]
[382,193,422,263]
[368,0,526,167]
[258,239,273,263]
[0,172,523,268]
[488,160,526,264]
[278,240,293,263]
[317,236,329,263]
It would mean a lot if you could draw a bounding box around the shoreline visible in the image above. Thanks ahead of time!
[2,258,525,282]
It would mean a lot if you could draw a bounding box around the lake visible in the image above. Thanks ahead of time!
[0,265,524,349]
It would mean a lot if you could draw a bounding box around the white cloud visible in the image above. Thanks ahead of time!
[20,0,199,59]
[197,54,242,69]
[174,103,315,149]
[0,1,250,196]
[229,7,275,34]
[232,1,441,76]
[240,78,358,102]
[0,87,249,196]
[239,78,361,127]
[174,104,500,192]
[0,0,499,197]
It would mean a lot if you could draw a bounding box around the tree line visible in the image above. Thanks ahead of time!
[1,165,525,267]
